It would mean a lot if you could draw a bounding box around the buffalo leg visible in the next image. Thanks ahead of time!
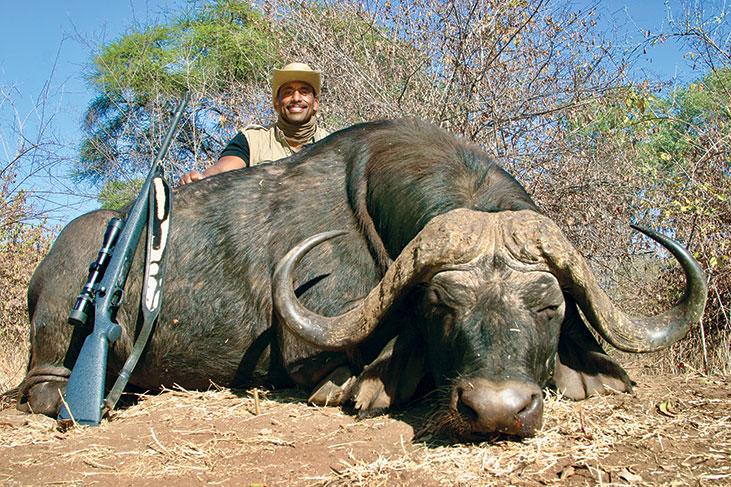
[553,296,634,399]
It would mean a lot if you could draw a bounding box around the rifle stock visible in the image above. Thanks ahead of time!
[58,318,121,424]
[58,93,188,425]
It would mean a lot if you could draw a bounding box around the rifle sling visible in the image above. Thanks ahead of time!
[104,172,172,412]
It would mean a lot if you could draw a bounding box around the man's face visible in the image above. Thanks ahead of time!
[274,81,319,125]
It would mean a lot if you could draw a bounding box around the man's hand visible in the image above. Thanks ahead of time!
[178,156,247,187]
[179,170,204,186]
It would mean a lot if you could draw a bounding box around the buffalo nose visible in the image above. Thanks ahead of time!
[457,380,543,437]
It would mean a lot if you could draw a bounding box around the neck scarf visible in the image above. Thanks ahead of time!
[275,115,318,147]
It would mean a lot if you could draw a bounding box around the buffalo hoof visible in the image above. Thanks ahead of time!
[16,366,70,417]
[553,351,634,400]
[308,366,355,406]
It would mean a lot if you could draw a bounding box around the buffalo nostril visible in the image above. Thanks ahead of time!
[516,393,543,434]
[519,393,542,417]
[456,387,479,423]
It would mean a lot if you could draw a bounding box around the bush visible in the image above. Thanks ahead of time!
[0,188,54,390]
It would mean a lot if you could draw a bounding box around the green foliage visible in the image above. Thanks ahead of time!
[91,24,183,97]
[567,68,729,222]
[89,1,273,96]
[98,178,144,210]
[78,0,278,188]
[643,68,730,172]
[639,69,730,233]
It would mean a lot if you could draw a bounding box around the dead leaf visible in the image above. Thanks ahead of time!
[657,401,678,417]
[617,467,643,483]
[559,465,576,479]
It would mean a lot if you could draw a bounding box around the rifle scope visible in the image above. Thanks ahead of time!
[68,217,125,326]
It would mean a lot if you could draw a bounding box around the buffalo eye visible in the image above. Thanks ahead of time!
[534,303,562,324]
[420,285,458,336]
[426,287,443,306]
[424,287,455,314]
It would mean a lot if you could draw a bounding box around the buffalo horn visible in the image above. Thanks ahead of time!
[273,209,708,354]
[544,221,708,353]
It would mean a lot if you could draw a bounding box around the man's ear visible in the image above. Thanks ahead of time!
[312,97,319,113]
[273,97,281,113]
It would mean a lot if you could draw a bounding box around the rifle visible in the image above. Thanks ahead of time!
[59,93,189,425]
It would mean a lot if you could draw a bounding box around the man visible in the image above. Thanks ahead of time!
[179,62,329,185]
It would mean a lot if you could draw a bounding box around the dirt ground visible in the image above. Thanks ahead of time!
[1,371,729,486]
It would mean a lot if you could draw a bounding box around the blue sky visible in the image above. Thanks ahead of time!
[579,0,701,83]
[0,1,177,111]
[0,1,708,226]
[0,1,176,225]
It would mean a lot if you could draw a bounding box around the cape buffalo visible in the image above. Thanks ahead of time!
[15,119,707,440]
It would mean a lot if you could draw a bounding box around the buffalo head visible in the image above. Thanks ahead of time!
[273,208,707,440]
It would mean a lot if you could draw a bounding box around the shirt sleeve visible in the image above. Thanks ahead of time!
[219,132,251,166]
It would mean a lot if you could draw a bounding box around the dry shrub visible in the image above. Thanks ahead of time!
[0,188,54,391]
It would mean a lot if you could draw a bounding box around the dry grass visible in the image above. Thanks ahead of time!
[0,340,28,394]
[1,309,729,486]
[321,381,730,486]
[1,372,729,486]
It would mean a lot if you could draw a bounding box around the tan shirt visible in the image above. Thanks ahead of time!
[243,124,330,166]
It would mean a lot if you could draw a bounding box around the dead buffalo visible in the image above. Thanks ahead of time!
[16,119,707,440]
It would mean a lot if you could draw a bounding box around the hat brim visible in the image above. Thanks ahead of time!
[272,69,321,103]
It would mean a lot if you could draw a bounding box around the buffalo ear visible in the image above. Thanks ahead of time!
[552,296,635,400]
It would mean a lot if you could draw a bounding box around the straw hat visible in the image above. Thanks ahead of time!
[272,62,321,103]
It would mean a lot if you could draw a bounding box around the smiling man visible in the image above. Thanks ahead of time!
[180,63,329,185]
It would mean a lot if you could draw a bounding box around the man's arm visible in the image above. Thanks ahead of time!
[178,132,250,186]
